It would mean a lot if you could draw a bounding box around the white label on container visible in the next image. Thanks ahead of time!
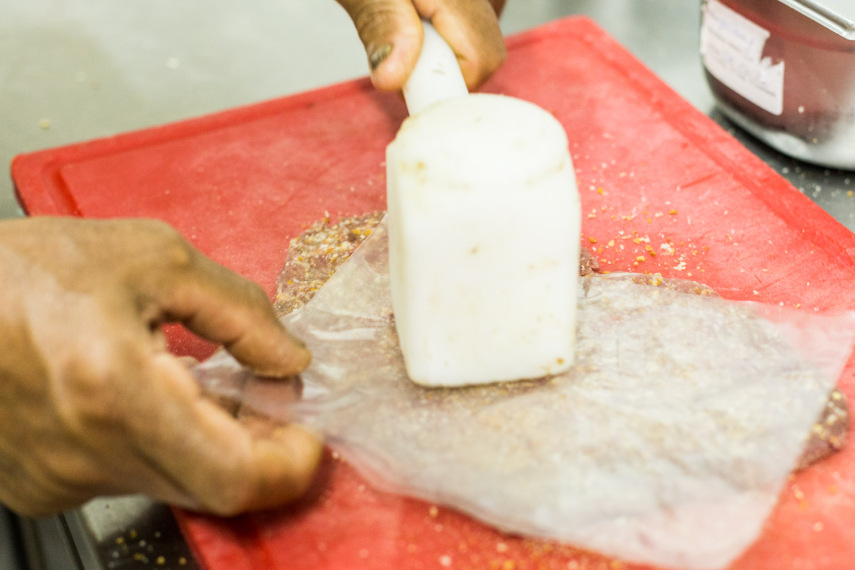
[700,0,784,116]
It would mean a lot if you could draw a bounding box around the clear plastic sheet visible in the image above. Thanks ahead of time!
[195,218,855,570]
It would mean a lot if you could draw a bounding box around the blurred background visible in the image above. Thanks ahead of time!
[1,0,707,220]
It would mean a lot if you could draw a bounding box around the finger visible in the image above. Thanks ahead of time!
[337,0,423,91]
[131,355,323,515]
[140,245,311,377]
[239,423,325,510]
[179,406,324,515]
[422,0,507,89]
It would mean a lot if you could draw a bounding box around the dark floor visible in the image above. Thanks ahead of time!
[0,508,23,570]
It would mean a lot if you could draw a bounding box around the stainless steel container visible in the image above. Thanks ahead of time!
[700,0,855,168]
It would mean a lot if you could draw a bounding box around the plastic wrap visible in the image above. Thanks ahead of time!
[194,218,855,570]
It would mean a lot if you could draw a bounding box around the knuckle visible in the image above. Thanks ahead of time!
[57,356,123,431]
[161,242,195,274]
[41,453,103,496]
[52,342,146,443]
[129,219,197,274]
[242,279,273,309]
[197,473,256,517]
[149,224,196,270]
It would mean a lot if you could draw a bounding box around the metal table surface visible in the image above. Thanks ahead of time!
[2,0,854,568]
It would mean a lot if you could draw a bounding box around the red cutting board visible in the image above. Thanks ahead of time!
[13,16,855,570]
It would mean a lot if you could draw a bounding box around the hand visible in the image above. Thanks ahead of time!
[337,0,507,91]
[0,217,323,518]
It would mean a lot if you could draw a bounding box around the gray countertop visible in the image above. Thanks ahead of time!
[3,0,854,568]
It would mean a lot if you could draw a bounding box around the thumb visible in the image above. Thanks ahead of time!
[132,355,324,515]
[337,0,423,91]
[337,0,506,92]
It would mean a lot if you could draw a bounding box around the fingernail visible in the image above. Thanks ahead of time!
[369,44,393,71]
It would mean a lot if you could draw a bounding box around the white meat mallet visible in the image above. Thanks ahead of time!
[386,22,582,387]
